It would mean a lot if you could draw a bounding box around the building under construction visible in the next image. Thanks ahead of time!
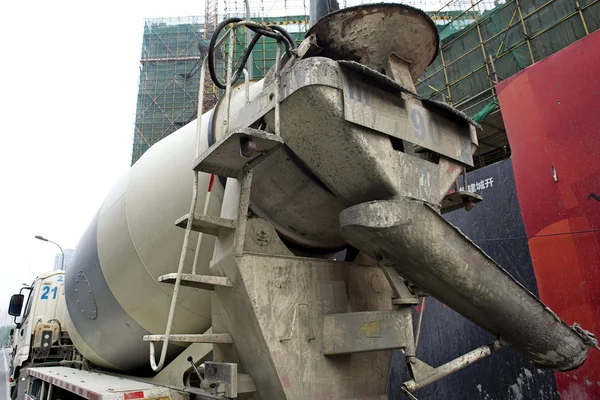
[131,3,311,164]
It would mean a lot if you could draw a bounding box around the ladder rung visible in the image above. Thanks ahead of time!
[143,333,233,344]
[158,273,233,290]
[193,127,284,178]
[175,213,235,236]
[322,310,412,355]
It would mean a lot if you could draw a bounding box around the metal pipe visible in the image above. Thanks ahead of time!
[341,199,597,372]
[187,356,205,385]
[516,0,536,64]
[403,341,501,392]
[244,0,253,80]
[223,27,236,135]
[274,41,282,136]
[35,235,64,271]
[242,68,250,104]
[495,7,519,58]
[461,94,495,113]
[575,0,590,35]
[414,297,426,351]
[310,0,339,26]
[453,87,493,108]
[438,49,452,103]
[470,0,496,101]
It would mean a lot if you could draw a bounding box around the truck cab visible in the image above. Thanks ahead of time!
[7,271,75,399]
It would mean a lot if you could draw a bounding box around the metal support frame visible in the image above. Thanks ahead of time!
[147,17,289,374]
[403,341,502,393]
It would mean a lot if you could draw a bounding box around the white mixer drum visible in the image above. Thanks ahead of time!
[65,117,216,371]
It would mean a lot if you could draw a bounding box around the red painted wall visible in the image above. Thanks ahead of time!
[497,30,600,399]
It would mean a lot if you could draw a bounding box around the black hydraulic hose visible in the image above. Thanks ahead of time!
[209,17,243,90]
[270,25,297,49]
[208,17,296,89]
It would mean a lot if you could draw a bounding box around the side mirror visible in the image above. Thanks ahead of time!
[8,294,24,316]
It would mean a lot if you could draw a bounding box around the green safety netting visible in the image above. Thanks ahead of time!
[472,100,499,124]
[418,0,599,118]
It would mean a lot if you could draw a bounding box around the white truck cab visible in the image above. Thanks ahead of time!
[7,271,75,399]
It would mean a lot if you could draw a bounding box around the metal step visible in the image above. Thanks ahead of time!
[158,273,233,291]
[193,127,284,178]
[143,333,233,344]
[322,310,412,355]
[175,213,235,236]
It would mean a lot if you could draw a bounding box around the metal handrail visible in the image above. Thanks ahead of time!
[149,29,232,373]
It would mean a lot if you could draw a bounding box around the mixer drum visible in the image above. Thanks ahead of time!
[65,119,216,371]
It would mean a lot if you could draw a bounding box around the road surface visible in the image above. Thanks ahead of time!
[1,347,10,400]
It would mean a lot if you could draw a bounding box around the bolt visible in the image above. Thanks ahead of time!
[462,197,476,212]
[255,229,270,245]
[463,201,476,212]
[240,137,257,158]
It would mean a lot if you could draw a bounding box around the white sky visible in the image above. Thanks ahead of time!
[0,0,210,311]
[0,0,453,314]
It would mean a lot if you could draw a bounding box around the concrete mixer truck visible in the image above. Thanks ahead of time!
[6,271,78,399]
[6,4,598,400]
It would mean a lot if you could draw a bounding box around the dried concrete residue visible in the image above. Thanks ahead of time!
[505,368,558,400]
[475,384,492,400]
[509,383,524,400]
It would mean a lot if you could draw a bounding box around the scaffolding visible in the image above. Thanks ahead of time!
[131,2,311,165]
[416,0,600,167]
[132,17,207,164]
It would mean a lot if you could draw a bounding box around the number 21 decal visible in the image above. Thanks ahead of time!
[41,286,59,300]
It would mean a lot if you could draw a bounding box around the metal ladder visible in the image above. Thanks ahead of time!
[143,22,285,374]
